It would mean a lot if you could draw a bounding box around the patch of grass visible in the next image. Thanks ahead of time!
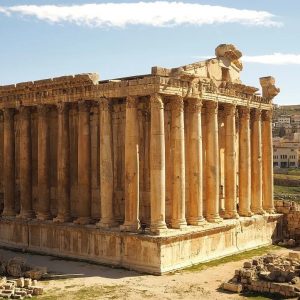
[183,245,281,272]
[274,173,300,180]
[274,185,300,201]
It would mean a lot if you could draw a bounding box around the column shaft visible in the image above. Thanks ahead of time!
[54,102,71,222]
[187,98,205,225]
[121,96,140,231]
[251,109,265,214]
[262,110,275,213]
[2,108,16,217]
[224,104,239,219]
[37,105,51,220]
[74,101,92,225]
[97,98,117,228]
[205,101,222,222]
[150,94,167,233]
[170,96,187,229]
[238,107,252,217]
[19,106,34,219]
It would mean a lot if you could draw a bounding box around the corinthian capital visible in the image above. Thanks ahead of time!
[3,107,15,120]
[187,98,202,113]
[78,100,91,112]
[239,106,250,120]
[99,97,111,112]
[37,104,51,116]
[262,110,273,122]
[251,109,261,121]
[150,94,164,109]
[205,101,218,116]
[170,96,184,113]
[57,102,69,114]
[223,104,236,117]
[126,96,138,109]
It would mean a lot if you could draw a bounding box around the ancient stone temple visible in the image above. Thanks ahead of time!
[0,44,282,274]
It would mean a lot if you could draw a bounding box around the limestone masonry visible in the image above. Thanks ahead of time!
[0,44,282,274]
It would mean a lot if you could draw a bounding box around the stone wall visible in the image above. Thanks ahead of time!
[275,200,300,242]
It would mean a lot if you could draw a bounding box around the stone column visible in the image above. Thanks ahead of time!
[262,110,275,213]
[170,96,187,229]
[18,106,34,219]
[37,105,51,220]
[54,102,71,223]
[187,98,205,225]
[238,107,252,217]
[2,108,16,217]
[205,101,222,223]
[121,96,140,231]
[74,101,92,225]
[251,109,265,215]
[224,104,239,219]
[149,94,167,234]
[97,98,117,229]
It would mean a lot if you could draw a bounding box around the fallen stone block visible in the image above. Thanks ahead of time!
[222,282,243,293]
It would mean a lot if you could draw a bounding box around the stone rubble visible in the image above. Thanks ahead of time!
[222,252,300,298]
[0,257,46,299]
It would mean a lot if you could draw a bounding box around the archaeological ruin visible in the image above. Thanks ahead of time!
[0,44,282,274]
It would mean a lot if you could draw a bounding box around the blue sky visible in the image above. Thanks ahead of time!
[0,0,299,105]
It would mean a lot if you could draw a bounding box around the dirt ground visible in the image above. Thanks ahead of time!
[0,246,298,300]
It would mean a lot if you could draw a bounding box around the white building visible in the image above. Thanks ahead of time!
[278,115,291,125]
[273,145,299,168]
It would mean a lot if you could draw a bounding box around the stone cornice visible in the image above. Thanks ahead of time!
[0,74,273,110]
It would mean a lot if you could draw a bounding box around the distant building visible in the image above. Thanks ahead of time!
[273,145,300,168]
[278,115,291,125]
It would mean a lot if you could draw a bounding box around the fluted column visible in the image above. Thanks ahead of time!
[170,96,187,229]
[54,102,71,223]
[97,98,117,229]
[262,110,275,213]
[205,101,222,223]
[121,96,140,231]
[74,101,92,225]
[18,106,34,219]
[187,98,205,225]
[251,109,265,215]
[37,105,51,220]
[2,108,16,217]
[238,107,252,217]
[224,104,239,219]
[149,94,167,234]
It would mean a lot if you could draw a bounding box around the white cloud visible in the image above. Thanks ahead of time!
[0,2,281,28]
[243,53,300,65]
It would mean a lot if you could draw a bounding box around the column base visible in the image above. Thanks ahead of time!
[36,212,52,221]
[2,209,16,217]
[170,219,187,229]
[187,217,206,226]
[96,219,119,229]
[206,214,223,223]
[265,208,276,214]
[120,221,140,232]
[251,208,266,215]
[17,210,35,220]
[239,211,253,217]
[150,221,168,235]
[73,217,91,225]
[53,214,71,223]
[223,211,239,219]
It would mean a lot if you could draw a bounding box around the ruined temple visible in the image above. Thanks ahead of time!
[0,44,281,274]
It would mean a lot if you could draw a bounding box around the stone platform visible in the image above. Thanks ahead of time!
[0,214,282,275]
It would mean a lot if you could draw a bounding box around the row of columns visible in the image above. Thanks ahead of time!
[0,95,275,234]
[122,95,275,233]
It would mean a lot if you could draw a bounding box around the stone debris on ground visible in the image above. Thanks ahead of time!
[222,252,300,298]
[0,257,46,299]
